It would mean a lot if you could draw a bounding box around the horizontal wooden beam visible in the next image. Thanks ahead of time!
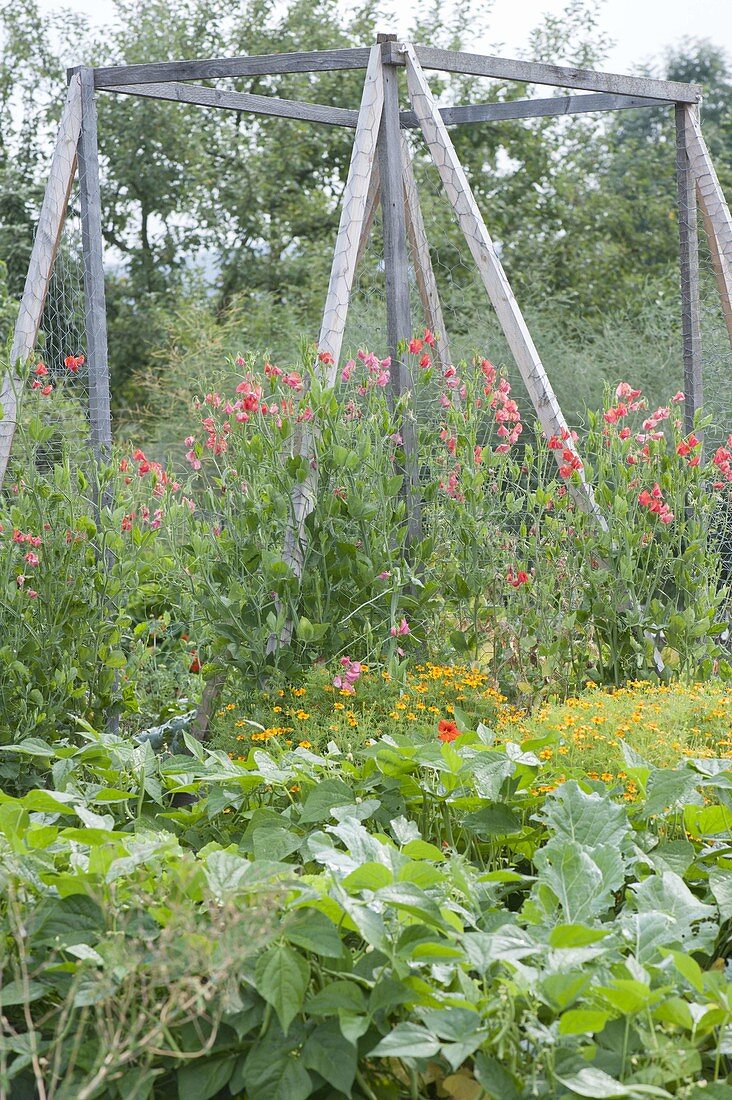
[92,47,371,88]
[101,80,670,132]
[399,91,671,127]
[387,42,701,104]
[102,80,360,127]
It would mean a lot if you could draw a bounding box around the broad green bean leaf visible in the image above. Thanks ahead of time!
[305,980,367,1017]
[549,925,611,948]
[474,1053,521,1100]
[376,882,444,927]
[343,862,393,892]
[331,799,380,822]
[0,980,47,1007]
[301,1018,357,1095]
[252,826,301,862]
[176,1054,236,1100]
[559,1008,612,1035]
[369,1022,440,1059]
[299,778,355,823]
[255,944,310,1035]
[284,910,344,958]
[556,1067,672,1097]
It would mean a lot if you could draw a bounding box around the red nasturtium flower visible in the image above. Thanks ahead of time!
[438,719,459,743]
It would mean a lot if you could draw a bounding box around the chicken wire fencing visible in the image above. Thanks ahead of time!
[10,176,90,476]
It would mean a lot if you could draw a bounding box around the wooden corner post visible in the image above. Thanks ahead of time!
[675,103,703,436]
[77,67,113,465]
[377,33,422,546]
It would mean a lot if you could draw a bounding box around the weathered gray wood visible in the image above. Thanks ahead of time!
[683,104,732,353]
[403,43,604,526]
[378,34,421,546]
[280,43,385,601]
[400,133,450,371]
[103,80,360,127]
[388,42,700,104]
[699,197,732,352]
[399,92,671,128]
[317,46,385,372]
[104,79,668,131]
[355,157,381,269]
[0,74,83,487]
[92,47,371,88]
[78,68,112,463]
[675,104,703,435]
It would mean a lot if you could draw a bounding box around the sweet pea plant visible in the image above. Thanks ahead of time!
[173,339,730,708]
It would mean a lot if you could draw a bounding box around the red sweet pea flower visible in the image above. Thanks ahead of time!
[438,719,459,743]
[507,568,529,587]
[408,337,423,355]
[64,355,85,373]
[34,363,49,376]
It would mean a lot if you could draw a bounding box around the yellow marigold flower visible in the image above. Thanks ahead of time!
[299,740,312,749]
[296,710,310,720]
[407,713,417,721]
[333,702,345,711]
[293,687,307,697]
[278,689,285,697]
[389,711,399,720]
[273,705,283,713]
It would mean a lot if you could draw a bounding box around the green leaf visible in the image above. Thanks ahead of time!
[473,1053,521,1100]
[559,1009,611,1035]
[284,910,344,958]
[709,866,732,920]
[369,1022,440,1059]
[299,778,355,823]
[463,804,522,835]
[539,781,631,851]
[0,979,47,1007]
[176,1055,236,1100]
[252,826,301,862]
[643,768,702,818]
[555,1068,672,1098]
[301,1018,357,1095]
[29,895,105,947]
[237,1029,312,1100]
[305,980,367,1017]
[255,944,310,1035]
[549,925,610,948]
[535,838,625,923]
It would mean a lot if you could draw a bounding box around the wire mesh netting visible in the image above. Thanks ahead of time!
[11,177,90,474]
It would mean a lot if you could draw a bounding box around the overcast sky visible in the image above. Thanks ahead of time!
[35,0,732,73]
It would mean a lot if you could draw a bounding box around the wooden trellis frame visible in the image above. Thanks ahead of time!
[3,34,730,535]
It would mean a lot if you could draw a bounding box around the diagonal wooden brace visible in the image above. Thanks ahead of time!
[402,42,604,527]
[682,103,732,353]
